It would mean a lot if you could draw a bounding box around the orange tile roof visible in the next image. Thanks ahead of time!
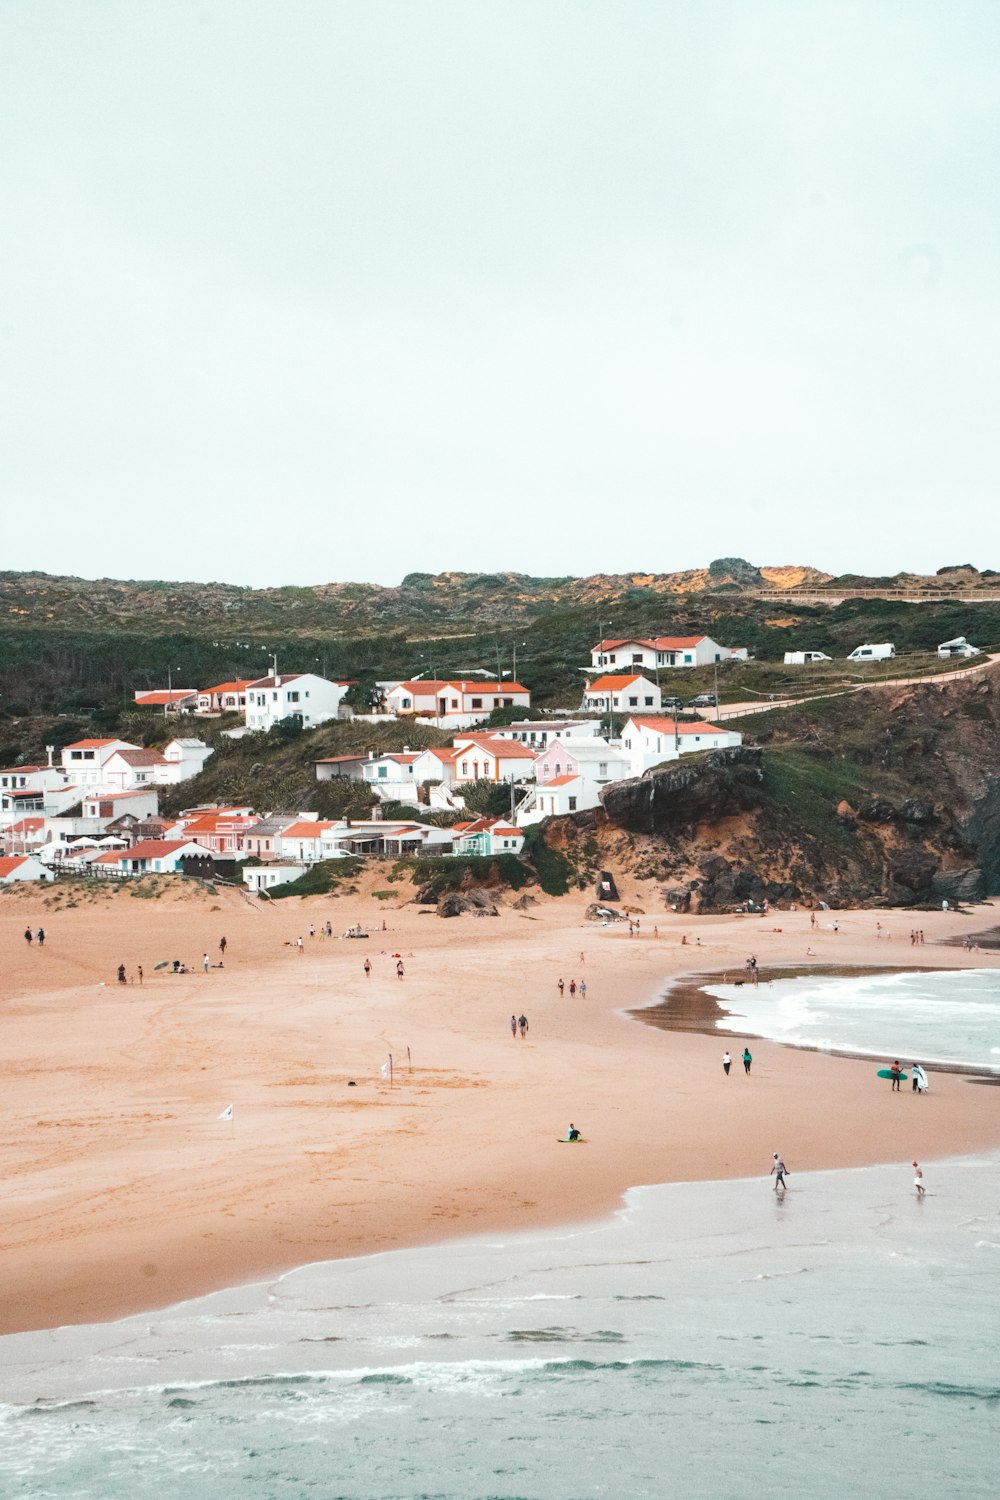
[650,636,706,649]
[64,738,122,749]
[541,774,580,786]
[586,674,648,691]
[279,821,339,840]
[9,817,45,833]
[454,734,536,758]
[627,716,724,735]
[0,855,32,876]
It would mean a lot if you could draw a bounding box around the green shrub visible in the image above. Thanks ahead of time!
[267,858,363,898]
[519,824,573,896]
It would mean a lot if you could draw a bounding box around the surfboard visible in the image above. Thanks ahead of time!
[876,1068,908,1081]
[913,1066,929,1091]
[558,1137,586,1143]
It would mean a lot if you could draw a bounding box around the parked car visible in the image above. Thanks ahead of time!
[783,651,832,664]
[662,695,684,710]
[847,643,895,662]
[937,636,981,659]
[689,692,719,707]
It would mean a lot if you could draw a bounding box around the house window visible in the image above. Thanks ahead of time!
[631,653,642,664]
[378,766,387,778]
[599,763,608,777]
[472,698,482,709]
[554,763,562,777]
[461,762,469,777]
[568,796,577,810]
[684,654,693,664]
[628,696,638,706]
[644,696,653,706]
[287,691,300,703]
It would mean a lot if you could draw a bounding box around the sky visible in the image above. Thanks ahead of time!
[2,1,998,587]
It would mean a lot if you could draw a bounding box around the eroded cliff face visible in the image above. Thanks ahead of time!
[600,747,765,834]
[543,666,1000,911]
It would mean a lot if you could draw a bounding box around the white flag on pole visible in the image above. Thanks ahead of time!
[218,1104,234,1121]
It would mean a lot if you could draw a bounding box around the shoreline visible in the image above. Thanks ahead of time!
[634,963,1000,1078]
[3,883,1000,1335]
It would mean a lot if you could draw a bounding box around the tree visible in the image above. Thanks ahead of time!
[314,778,378,821]
[459,777,517,818]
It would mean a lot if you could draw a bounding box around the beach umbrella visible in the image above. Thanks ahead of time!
[154,960,171,970]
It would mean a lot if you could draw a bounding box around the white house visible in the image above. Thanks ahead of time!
[99,746,170,790]
[313,753,368,782]
[81,788,160,823]
[133,689,199,711]
[385,680,531,720]
[451,817,525,857]
[589,636,749,671]
[582,674,662,715]
[244,673,349,732]
[361,751,423,802]
[0,853,54,883]
[620,715,743,778]
[532,737,629,787]
[492,719,602,749]
[196,680,256,714]
[244,862,309,893]
[450,734,537,785]
[158,738,214,783]
[519,775,597,823]
[89,839,216,877]
[60,739,134,786]
[409,745,461,790]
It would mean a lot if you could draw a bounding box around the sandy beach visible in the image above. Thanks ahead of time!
[2,875,999,1336]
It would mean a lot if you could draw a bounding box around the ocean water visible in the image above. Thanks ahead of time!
[2,1155,998,1500]
[704,968,1000,1070]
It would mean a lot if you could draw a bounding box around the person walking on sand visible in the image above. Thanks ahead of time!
[137,965,143,986]
[219,936,227,957]
[569,979,577,998]
[296,936,304,954]
[723,1050,732,1076]
[24,926,32,946]
[203,953,210,973]
[770,1153,789,1191]
[117,963,127,985]
[579,979,587,999]
[557,977,564,997]
[363,958,372,979]
[518,1013,528,1038]
[912,1161,925,1199]
[890,1060,902,1092]
[396,960,404,979]
[511,1014,518,1038]
[37,927,45,947]
[742,1047,752,1075]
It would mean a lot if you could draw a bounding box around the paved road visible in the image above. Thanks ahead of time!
[701,652,1000,722]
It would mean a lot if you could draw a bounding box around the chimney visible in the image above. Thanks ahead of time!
[46,745,54,768]
[403,745,410,754]
[369,750,375,760]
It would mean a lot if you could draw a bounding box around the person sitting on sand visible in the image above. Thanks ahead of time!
[567,1124,581,1141]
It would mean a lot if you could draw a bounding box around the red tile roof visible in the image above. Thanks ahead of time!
[134,690,197,705]
[541,774,580,786]
[454,734,536,758]
[92,839,201,864]
[64,738,122,749]
[246,674,303,689]
[650,636,706,650]
[279,821,339,840]
[109,748,168,766]
[0,855,31,876]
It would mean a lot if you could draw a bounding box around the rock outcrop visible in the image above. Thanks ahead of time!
[600,747,764,835]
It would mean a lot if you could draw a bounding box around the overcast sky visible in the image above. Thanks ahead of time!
[2,1,997,587]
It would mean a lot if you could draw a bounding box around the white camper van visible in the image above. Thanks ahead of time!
[847,643,895,662]
[937,636,981,659]
[783,651,832,665]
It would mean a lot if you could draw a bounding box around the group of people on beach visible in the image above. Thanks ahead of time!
[909,929,926,945]
[556,977,586,999]
[23,926,45,946]
[722,1048,753,1075]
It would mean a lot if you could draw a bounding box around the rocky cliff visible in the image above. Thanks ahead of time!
[545,664,1000,911]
